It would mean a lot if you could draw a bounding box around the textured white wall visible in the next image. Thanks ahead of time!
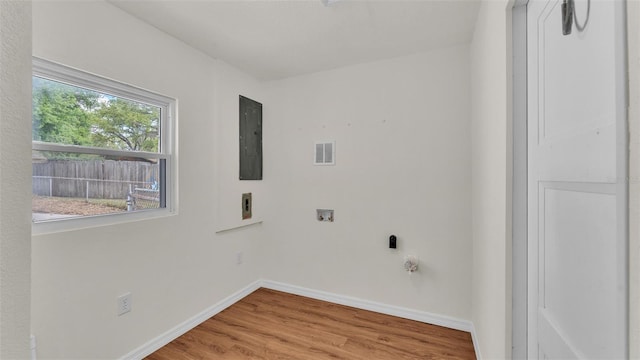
[0,2,32,359]
[470,1,512,358]
[260,46,473,320]
[31,2,264,358]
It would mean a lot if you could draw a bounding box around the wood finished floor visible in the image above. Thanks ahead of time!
[145,288,476,360]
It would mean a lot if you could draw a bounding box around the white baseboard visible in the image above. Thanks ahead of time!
[121,279,478,359]
[470,323,482,360]
[120,279,261,360]
[260,279,473,333]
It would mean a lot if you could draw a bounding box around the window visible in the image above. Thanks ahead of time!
[32,58,175,230]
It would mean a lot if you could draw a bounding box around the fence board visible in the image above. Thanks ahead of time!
[33,160,158,200]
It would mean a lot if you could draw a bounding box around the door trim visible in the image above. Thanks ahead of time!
[628,1,640,356]
[511,0,528,358]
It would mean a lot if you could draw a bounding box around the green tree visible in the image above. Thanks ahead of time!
[32,80,95,146]
[32,77,160,154]
[91,99,159,152]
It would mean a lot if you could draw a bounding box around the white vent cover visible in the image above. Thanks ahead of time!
[314,141,335,165]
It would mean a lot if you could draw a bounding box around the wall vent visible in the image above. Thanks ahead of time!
[314,141,335,166]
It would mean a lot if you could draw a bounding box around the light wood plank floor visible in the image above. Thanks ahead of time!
[145,288,476,359]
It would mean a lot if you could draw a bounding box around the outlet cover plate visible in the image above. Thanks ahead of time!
[117,292,132,316]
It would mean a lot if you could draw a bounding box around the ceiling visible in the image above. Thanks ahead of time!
[109,0,481,81]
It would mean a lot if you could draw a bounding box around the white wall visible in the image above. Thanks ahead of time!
[260,46,473,320]
[0,2,32,358]
[31,2,265,358]
[470,0,512,358]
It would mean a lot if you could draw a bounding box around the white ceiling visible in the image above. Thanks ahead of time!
[109,0,481,81]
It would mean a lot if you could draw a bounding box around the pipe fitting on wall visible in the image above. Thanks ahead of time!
[404,255,419,273]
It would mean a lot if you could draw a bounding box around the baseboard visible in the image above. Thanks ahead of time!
[470,323,482,360]
[121,279,479,359]
[260,279,473,333]
[119,279,262,360]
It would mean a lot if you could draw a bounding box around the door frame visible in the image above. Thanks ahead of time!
[511,0,528,358]
[627,1,639,357]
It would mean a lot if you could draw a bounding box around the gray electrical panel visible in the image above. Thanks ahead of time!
[239,95,262,180]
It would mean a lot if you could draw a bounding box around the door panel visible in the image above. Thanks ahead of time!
[541,184,618,358]
[536,0,618,184]
[541,1,617,142]
[527,0,627,358]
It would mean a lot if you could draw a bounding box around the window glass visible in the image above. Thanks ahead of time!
[33,77,160,151]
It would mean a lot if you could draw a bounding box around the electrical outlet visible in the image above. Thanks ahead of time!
[117,292,132,316]
[236,252,243,265]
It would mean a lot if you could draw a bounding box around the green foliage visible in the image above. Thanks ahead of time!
[32,76,160,154]
[92,99,159,152]
[32,80,94,146]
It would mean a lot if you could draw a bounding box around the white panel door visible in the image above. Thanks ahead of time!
[527,0,627,359]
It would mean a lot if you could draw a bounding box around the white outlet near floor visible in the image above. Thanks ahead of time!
[117,292,132,316]
[236,252,243,265]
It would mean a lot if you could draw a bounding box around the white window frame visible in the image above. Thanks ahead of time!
[32,57,177,234]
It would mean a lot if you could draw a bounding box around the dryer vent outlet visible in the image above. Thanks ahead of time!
[242,193,252,220]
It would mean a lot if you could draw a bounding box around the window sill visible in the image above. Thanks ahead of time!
[32,208,177,236]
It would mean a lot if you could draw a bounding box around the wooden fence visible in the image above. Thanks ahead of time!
[33,160,158,200]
